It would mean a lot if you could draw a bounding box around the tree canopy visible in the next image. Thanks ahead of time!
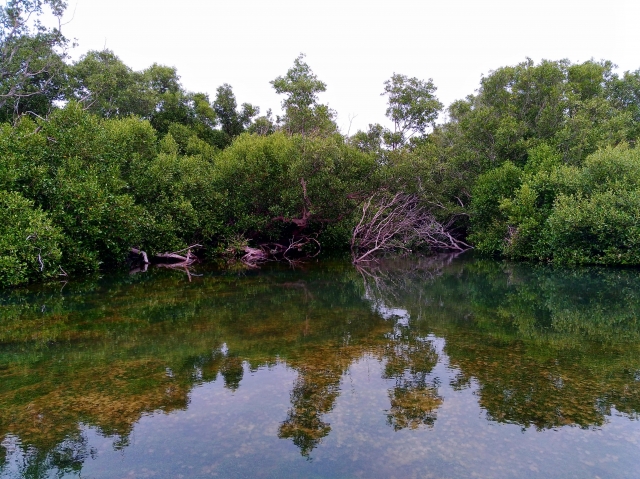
[271,54,337,135]
[381,73,443,149]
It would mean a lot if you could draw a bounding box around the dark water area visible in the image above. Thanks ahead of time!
[0,255,639,478]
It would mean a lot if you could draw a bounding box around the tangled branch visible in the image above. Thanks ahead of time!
[351,192,470,263]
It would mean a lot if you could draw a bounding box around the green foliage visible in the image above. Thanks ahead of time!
[439,58,640,263]
[212,132,377,244]
[213,83,259,144]
[128,147,222,252]
[350,123,384,154]
[0,105,155,275]
[608,69,640,140]
[579,143,640,190]
[470,144,640,264]
[540,146,640,264]
[47,158,148,272]
[271,54,337,136]
[545,190,640,264]
[0,190,62,286]
[0,97,380,285]
[381,73,443,149]
[433,58,635,179]
[212,132,296,238]
[67,50,150,118]
[288,135,378,223]
[67,51,227,151]
[469,161,522,254]
[247,109,276,136]
[1,48,640,284]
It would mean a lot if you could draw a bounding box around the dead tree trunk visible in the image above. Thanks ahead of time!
[130,245,201,267]
[130,248,149,264]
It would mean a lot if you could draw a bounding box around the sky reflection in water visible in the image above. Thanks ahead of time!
[0,255,639,478]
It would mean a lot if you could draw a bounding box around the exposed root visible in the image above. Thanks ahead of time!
[239,235,321,268]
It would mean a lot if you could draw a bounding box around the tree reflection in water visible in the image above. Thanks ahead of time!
[1,256,640,474]
[278,361,342,457]
[383,333,441,431]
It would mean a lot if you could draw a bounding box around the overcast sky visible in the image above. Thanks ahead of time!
[61,0,640,133]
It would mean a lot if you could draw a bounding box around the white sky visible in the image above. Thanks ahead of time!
[61,0,640,134]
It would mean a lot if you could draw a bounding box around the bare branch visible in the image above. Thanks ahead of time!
[351,192,471,263]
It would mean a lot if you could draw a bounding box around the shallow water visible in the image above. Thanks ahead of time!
[1,255,639,478]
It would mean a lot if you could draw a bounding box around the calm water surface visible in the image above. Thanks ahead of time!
[0,255,639,478]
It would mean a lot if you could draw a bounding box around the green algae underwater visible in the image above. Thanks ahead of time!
[0,254,639,478]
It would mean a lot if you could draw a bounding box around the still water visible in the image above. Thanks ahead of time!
[0,255,639,478]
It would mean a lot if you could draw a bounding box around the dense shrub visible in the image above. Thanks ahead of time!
[542,146,640,264]
[212,132,297,239]
[212,132,377,244]
[0,191,62,287]
[46,158,150,272]
[469,161,522,254]
[471,145,640,264]
[0,105,382,285]
[545,190,640,264]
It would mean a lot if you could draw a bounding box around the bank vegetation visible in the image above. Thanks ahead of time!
[2,0,640,287]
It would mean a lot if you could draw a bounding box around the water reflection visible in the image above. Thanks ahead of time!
[1,256,639,477]
[383,332,441,431]
[278,357,343,457]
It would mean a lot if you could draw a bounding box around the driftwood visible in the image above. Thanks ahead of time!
[154,245,201,266]
[241,246,269,266]
[154,251,194,264]
[351,192,470,263]
[130,244,201,266]
[129,245,203,281]
[129,244,202,279]
[129,263,149,275]
[130,248,149,264]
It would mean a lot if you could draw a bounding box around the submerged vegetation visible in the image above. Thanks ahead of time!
[2,0,640,286]
[1,257,639,475]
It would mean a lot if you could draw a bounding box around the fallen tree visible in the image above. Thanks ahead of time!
[351,192,470,263]
[129,245,203,280]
